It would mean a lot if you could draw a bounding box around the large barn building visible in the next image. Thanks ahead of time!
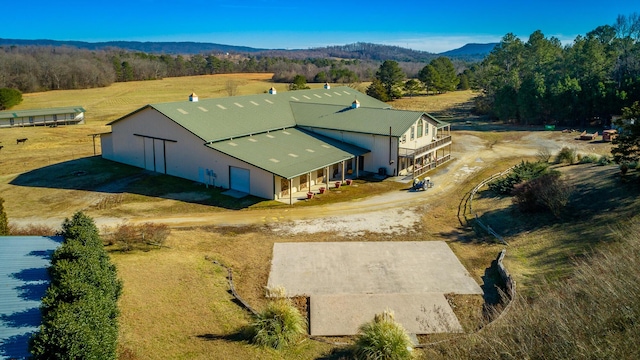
[101,86,451,202]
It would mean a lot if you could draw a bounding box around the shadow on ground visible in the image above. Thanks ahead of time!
[9,156,264,210]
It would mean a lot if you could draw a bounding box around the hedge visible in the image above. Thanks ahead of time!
[30,212,122,360]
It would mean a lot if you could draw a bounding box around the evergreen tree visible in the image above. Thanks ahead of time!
[418,64,440,94]
[403,79,421,98]
[430,57,459,92]
[366,78,389,101]
[612,101,640,165]
[375,60,405,100]
[0,88,23,110]
[289,74,310,90]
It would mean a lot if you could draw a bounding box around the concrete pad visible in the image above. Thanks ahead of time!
[267,241,482,296]
[310,293,463,336]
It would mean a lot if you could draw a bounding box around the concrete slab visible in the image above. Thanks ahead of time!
[310,293,463,336]
[267,241,482,296]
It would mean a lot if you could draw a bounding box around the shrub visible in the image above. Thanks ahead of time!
[598,155,612,166]
[140,222,170,246]
[536,148,552,163]
[8,223,57,235]
[555,147,577,165]
[353,310,413,360]
[488,161,550,195]
[111,222,140,251]
[0,197,8,235]
[248,292,306,350]
[0,87,23,110]
[512,173,573,217]
[106,222,171,251]
[578,154,599,164]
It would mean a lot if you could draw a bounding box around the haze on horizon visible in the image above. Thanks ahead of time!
[4,0,638,53]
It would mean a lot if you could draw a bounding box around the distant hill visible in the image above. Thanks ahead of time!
[0,38,265,54]
[0,38,489,62]
[258,42,438,62]
[440,43,497,56]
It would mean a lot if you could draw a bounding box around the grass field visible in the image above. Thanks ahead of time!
[3,76,638,359]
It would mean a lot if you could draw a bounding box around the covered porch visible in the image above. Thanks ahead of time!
[275,156,363,205]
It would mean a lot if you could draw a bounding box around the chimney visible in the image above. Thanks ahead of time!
[324,82,330,89]
[269,87,277,95]
[351,99,360,109]
[189,92,198,102]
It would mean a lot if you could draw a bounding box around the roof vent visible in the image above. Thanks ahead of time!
[269,87,277,95]
[189,92,198,102]
[351,99,360,109]
[324,82,331,89]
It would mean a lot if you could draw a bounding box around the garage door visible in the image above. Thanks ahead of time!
[230,167,250,193]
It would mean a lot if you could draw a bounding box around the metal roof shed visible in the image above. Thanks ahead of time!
[0,236,62,359]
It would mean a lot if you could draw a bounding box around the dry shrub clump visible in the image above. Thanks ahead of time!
[353,310,414,360]
[8,223,57,236]
[555,146,577,164]
[247,287,307,350]
[105,222,170,251]
[430,219,640,359]
[511,173,573,217]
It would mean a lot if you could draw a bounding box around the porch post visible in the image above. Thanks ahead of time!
[289,179,292,205]
[341,161,345,182]
[356,157,359,178]
[326,166,329,189]
[308,172,311,191]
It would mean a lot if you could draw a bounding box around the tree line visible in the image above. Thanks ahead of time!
[468,13,640,127]
[0,45,449,94]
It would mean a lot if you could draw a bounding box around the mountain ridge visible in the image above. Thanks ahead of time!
[0,38,494,61]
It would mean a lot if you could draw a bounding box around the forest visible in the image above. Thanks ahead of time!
[0,14,638,128]
[470,14,640,126]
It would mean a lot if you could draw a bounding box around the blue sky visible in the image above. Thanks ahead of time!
[5,1,638,53]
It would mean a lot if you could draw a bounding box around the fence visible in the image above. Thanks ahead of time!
[462,166,515,245]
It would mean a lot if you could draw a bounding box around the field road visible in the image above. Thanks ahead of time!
[9,130,612,234]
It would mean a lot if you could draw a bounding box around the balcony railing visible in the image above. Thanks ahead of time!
[398,135,452,157]
[413,154,452,178]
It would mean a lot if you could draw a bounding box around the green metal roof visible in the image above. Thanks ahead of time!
[207,127,369,179]
[0,106,85,120]
[292,103,425,137]
[109,87,391,142]
[0,236,63,359]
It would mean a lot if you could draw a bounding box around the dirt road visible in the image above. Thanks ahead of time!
[8,129,612,234]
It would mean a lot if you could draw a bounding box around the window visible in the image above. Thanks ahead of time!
[401,135,406,143]
[29,116,34,124]
[410,126,415,140]
[53,114,58,121]
[417,121,423,138]
[10,119,14,126]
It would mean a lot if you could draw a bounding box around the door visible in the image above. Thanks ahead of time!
[229,166,250,193]
[143,137,155,171]
[154,140,165,173]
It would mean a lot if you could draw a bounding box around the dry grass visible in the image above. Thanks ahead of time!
[3,77,635,358]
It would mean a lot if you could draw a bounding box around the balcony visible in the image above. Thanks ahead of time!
[398,135,452,157]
